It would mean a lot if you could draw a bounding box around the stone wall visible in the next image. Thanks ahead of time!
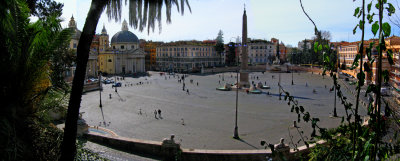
[83,82,101,93]
[85,131,326,161]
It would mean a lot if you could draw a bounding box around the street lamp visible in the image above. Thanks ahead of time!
[279,73,282,100]
[230,42,241,139]
[114,50,118,93]
[99,73,103,108]
[292,65,294,85]
[333,84,338,117]
[291,53,294,85]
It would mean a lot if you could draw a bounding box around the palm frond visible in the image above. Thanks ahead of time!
[107,0,190,33]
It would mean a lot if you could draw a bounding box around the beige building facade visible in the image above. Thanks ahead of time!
[156,41,221,72]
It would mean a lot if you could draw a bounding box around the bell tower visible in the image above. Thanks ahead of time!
[68,15,77,28]
[99,24,109,52]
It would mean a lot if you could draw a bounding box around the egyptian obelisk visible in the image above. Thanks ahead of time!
[239,6,250,88]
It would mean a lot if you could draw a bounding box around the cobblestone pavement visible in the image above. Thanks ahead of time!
[84,141,160,161]
[80,71,367,150]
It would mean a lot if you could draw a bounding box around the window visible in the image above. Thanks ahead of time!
[121,45,124,49]
[108,59,112,62]
[132,45,135,49]
[73,43,77,48]
[113,46,115,49]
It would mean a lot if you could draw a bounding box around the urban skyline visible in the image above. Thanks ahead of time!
[44,0,400,46]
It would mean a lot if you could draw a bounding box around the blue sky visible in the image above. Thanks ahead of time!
[54,0,400,47]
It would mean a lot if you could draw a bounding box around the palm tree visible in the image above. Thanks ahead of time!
[0,0,72,159]
[60,0,191,160]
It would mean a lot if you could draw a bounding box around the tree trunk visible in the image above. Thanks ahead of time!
[60,0,107,160]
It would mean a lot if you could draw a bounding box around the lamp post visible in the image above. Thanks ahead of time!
[292,66,294,85]
[291,53,294,85]
[114,50,118,93]
[230,41,240,139]
[99,73,103,108]
[332,49,338,117]
[279,73,281,100]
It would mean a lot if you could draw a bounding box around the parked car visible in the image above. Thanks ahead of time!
[103,80,111,84]
[381,88,389,96]
[112,82,122,87]
[89,78,98,82]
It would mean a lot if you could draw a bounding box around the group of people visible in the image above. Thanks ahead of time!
[154,109,162,119]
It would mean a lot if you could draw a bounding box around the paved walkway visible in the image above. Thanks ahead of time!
[80,71,366,150]
[84,141,160,161]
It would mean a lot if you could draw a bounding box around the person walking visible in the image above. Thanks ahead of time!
[158,109,162,118]
[154,110,158,119]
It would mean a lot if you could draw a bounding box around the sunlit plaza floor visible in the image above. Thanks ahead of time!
[80,71,367,150]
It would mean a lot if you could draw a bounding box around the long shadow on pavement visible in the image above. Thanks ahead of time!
[261,92,313,100]
[237,138,259,149]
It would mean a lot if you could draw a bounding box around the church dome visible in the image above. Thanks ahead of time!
[111,19,139,44]
[111,30,139,44]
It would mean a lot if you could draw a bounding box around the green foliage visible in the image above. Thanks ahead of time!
[382,22,391,37]
[284,0,399,160]
[30,0,64,20]
[0,0,74,160]
[372,21,379,36]
[75,139,109,161]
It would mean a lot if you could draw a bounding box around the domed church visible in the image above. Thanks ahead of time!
[98,20,145,75]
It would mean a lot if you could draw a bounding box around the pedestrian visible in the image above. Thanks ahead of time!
[219,80,220,84]
[154,110,158,119]
[265,81,266,85]
[197,82,199,86]
[181,118,185,125]
[306,82,308,87]
[109,93,112,99]
[139,109,142,115]
[187,89,189,95]
[158,109,162,118]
